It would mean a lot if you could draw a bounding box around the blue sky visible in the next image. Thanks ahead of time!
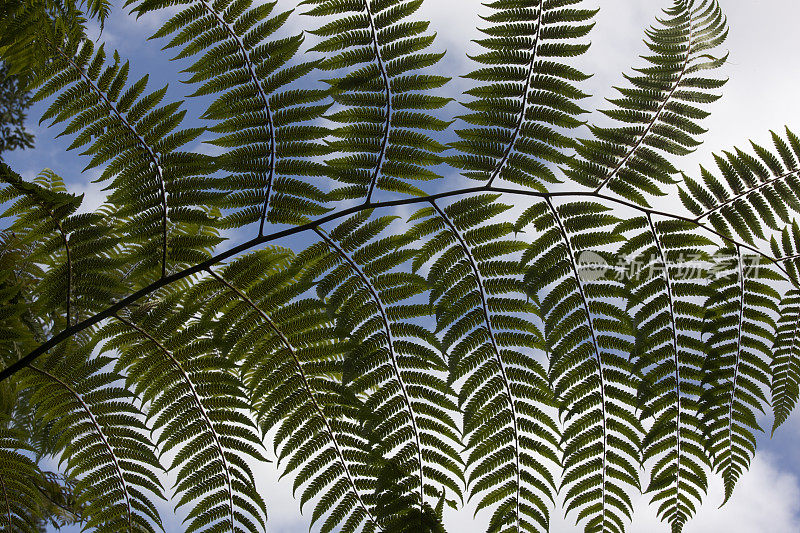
[7,0,800,531]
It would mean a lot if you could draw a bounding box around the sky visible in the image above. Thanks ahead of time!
[7,0,800,531]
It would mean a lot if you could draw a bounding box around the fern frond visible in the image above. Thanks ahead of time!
[296,212,464,518]
[770,290,800,434]
[452,0,596,191]
[33,38,219,281]
[305,0,450,203]
[0,0,105,78]
[618,215,713,532]
[0,426,56,532]
[567,0,728,206]
[522,199,640,533]
[0,165,125,327]
[680,128,800,245]
[700,246,780,504]
[21,338,165,532]
[407,194,558,532]
[100,300,266,533]
[133,0,331,230]
[185,249,382,533]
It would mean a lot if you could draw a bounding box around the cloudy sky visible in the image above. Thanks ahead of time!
[7,1,800,532]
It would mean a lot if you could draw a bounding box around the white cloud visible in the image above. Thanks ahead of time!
[449,454,800,531]
[627,453,800,533]
[69,176,108,214]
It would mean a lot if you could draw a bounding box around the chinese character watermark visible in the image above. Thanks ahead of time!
[575,251,765,282]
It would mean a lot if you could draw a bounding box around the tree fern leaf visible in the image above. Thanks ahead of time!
[523,199,639,533]
[453,0,596,192]
[701,247,781,504]
[680,129,800,245]
[22,337,164,533]
[306,0,449,203]
[567,0,727,205]
[771,290,800,434]
[100,302,266,533]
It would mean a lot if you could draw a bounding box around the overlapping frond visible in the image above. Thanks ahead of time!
[701,246,780,503]
[296,212,464,522]
[134,0,332,229]
[406,194,558,532]
[3,0,800,532]
[567,0,727,205]
[521,200,640,533]
[305,0,451,202]
[21,337,164,532]
[99,295,267,533]
[452,0,596,191]
[33,38,220,281]
[680,128,800,245]
[184,249,381,533]
[617,216,712,532]
[0,165,122,326]
[770,290,800,434]
[0,427,54,532]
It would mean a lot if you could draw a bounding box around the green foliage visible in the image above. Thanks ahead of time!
[680,128,800,245]
[567,0,727,206]
[453,0,595,191]
[0,64,35,155]
[22,336,164,532]
[522,200,638,533]
[0,427,53,531]
[3,1,800,533]
[701,248,780,503]
[770,290,800,434]
[305,0,451,202]
[410,195,557,532]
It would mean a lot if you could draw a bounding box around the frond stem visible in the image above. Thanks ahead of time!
[724,244,746,498]
[430,200,522,527]
[33,476,82,522]
[61,225,72,327]
[113,314,235,532]
[646,212,683,519]
[205,268,380,530]
[313,227,425,510]
[363,0,392,204]
[777,252,800,263]
[2,185,791,383]
[694,169,800,222]
[486,1,544,188]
